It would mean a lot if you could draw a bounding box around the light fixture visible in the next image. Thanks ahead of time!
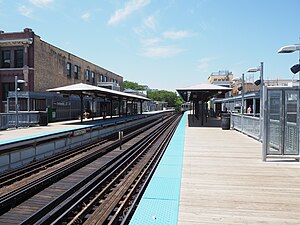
[290,64,300,74]
[278,45,300,53]
[278,43,300,84]
[247,67,260,73]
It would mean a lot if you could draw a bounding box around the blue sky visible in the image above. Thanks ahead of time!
[1,0,300,91]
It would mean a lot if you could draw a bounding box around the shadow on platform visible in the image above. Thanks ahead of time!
[188,114,221,127]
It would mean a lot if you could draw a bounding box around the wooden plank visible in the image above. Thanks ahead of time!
[178,125,300,224]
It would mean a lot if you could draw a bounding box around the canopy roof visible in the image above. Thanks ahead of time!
[47,83,150,101]
[176,83,232,102]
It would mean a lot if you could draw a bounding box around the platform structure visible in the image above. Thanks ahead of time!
[0,111,168,146]
[2,110,300,224]
[130,112,300,224]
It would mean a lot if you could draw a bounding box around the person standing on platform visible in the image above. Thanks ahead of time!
[247,105,252,114]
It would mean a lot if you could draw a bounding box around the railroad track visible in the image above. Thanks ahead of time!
[0,113,181,224]
[0,116,159,188]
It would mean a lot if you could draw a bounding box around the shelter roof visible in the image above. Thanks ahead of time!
[47,83,150,101]
[176,83,232,102]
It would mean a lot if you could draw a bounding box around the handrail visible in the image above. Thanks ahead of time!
[0,112,40,130]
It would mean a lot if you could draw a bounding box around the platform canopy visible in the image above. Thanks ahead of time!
[47,83,150,101]
[176,83,232,102]
[47,83,149,123]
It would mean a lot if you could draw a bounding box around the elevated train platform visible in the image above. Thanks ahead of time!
[130,111,300,224]
[1,109,300,224]
[0,112,160,146]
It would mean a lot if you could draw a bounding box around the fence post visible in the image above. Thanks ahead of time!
[262,86,268,161]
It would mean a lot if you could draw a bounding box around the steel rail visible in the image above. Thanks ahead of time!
[20,115,178,225]
[0,115,169,216]
[95,114,182,225]
[119,114,182,225]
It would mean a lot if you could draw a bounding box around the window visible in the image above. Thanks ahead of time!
[91,71,95,84]
[86,69,90,81]
[1,83,14,100]
[74,65,79,79]
[14,50,24,68]
[104,76,107,82]
[66,62,71,77]
[2,50,11,68]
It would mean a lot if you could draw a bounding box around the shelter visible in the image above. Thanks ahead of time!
[47,83,150,122]
[177,83,232,125]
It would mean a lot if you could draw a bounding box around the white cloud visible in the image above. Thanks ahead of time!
[141,46,184,58]
[141,38,161,46]
[163,30,193,40]
[197,57,215,72]
[18,5,33,17]
[30,0,53,8]
[81,12,91,21]
[144,15,156,30]
[108,0,151,25]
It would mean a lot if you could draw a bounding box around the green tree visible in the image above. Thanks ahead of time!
[123,80,145,90]
[147,90,183,111]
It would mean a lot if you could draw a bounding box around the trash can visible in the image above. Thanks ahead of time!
[221,113,230,130]
[39,112,48,126]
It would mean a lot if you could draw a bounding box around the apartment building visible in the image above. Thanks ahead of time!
[0,28,123,112]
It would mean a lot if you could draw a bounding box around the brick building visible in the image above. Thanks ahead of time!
[0,28,123,112]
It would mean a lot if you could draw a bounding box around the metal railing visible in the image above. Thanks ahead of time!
[0,112,40,130]
[231,113,261,140]
[232,87,300,161]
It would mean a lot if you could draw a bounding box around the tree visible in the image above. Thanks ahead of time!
[123,80,145,90]
[147,90,183,111]
[123,80,183,111]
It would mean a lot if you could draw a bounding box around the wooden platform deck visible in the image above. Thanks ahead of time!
[178,118,300,224]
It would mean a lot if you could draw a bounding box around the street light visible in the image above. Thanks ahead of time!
[241,73,245,114]
[233,75,244,114]
[15,76,26,128]
[278,44,300,85]
[247,62,264,140]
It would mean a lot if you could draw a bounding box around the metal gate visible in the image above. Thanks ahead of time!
[263,86,300,160]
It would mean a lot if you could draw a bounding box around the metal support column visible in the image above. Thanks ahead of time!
[259,62,264,141]
[118,98,121,117]
[110,98,113,118]
[262,85,268,161]
[80,93,83,123]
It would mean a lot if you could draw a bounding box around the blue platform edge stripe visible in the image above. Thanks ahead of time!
[129,112,186,225]
[0,114,148,146]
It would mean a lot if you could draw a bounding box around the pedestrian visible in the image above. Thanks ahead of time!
[247,105,252,114]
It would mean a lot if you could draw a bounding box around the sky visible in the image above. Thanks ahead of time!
[1,0,300,91]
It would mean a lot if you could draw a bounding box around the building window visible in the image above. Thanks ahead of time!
[86,69,90,81]
[91,71,95,84]
[2,50,11,68]
[1,83,14,100]
[66,62,71,77]
[74,65,79,79]
[14,50,24,68]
